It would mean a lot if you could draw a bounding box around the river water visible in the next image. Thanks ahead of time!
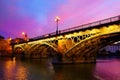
[0,58,120,80]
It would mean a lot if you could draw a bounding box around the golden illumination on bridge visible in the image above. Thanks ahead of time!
[13,15,120,64]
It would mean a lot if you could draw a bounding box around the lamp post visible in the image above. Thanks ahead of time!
[22,32,28,41]
[22,32,25,36]
[54,16,60,35]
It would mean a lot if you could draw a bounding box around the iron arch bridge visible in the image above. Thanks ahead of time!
[13,15,120,64]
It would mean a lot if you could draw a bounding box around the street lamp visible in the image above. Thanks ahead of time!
[22,32,25,36]
[22,32,28,41]
[54,16,60,35]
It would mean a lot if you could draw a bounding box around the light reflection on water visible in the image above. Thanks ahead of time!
[95,59,120,80]
[0,58,120,80]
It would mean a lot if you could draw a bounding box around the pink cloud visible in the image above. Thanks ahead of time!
[49,0,120,31]
[0,0,120,38]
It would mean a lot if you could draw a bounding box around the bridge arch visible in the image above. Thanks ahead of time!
[14,46,24,53]
[13,46,25,59]
[64,32,120,63]
[28,43,58,59]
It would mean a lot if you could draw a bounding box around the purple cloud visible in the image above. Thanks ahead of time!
[0,0,120,38]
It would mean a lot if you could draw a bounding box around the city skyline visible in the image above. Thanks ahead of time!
[0,0,120,39]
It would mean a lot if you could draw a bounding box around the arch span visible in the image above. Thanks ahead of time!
[28,42,57,53]
[63,32,120,63]
[28,43,58,59]
[14,46,25,59]
[14,46,24,54]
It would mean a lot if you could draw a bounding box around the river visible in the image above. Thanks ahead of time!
[0,57,120,80]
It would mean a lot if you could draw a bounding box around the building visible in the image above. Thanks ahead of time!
[98,41,120,56]
[104,44,119,53]
[0,36,12,56]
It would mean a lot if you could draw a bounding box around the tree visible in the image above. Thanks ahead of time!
[0,35,4,39]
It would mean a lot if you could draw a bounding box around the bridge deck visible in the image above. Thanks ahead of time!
[12,15,120,45]
[30,15,120,41]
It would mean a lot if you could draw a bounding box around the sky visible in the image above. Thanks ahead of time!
[0,0,120,39]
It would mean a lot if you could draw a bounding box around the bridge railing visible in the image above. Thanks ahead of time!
[31,15,120,41]
[60,15,120,34]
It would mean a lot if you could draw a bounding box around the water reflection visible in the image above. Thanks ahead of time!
[0,58,120,80]
[53,64,96,80]
[95,59,120,80]
[1,58,28,80]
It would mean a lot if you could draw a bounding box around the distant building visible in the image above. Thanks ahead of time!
[105,44,120,53]
[100,42,120,53]
[0,37,12,56]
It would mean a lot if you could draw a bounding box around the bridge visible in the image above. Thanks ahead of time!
[12,15,120,64]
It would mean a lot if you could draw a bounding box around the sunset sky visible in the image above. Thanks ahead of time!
[0,0,120,39]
